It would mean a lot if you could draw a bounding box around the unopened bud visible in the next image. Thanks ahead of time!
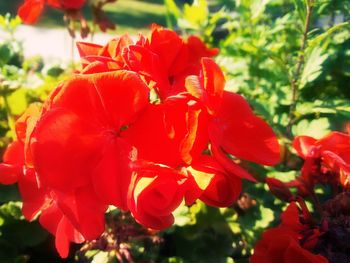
[266,177,294,202]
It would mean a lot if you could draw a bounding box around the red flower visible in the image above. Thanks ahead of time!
[18,0,86,24]
[128,161,190,230]
[185,58,280,170]
[293,131,350,193]
[0,105,106,258]
[251,202,328,263]
[0,26,282,256]
[31,71,149,209]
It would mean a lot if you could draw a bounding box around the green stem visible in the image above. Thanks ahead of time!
[286,2,313,138]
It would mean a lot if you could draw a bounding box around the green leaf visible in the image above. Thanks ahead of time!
[179,0,208,30]
[308,21,350,50]
[251,0,270,23]
[293,0,307,24]
[300,47,328,88]
[0,202,23,220]
[293,117,331,138]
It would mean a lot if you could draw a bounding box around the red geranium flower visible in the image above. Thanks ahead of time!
[293,130,350,194]
[0,105,106,258]
[251,202,328,263]
[0,26,282,257]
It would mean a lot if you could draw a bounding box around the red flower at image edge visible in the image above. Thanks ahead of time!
[18,0,86,24]
[0,26,281,257]
[293,130,350,194]
[251,202,328,263]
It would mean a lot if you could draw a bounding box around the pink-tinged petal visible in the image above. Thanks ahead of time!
[76,42,103,58]
[211,144,257,182]
[293,136,317,159]
[210,91,280,166]
[91,138,135,210]
[18,0,45,24]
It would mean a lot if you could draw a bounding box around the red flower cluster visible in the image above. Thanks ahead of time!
[251,202,328,263]
[292,128,350,195]
[18,0,86,24]
[0,26,280,257]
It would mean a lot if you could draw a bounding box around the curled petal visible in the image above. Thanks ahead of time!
[188,155,242,207]
[128,162,187,230]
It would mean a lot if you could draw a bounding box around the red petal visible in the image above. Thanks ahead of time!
[19,169,47,220]
[200,168,242,207]
[91,71,149,129]
[76,42,103,58]
[211,144,257,182]
[0,141,25,185]
[55,186,106,240]
[32,108,102,190]
[185,58,225,114]
[186,35,219,62]
[122,96,207,167]
[91,138,135,210]
[18,0,45,24]
[210,91,280,166]
[188,155,242,207]
[149,27,183,73]
[293,136,317,159]
[128,162,186,230]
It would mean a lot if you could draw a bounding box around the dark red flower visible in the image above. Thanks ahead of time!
[251,202,328,263]
[293,131,350,193]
